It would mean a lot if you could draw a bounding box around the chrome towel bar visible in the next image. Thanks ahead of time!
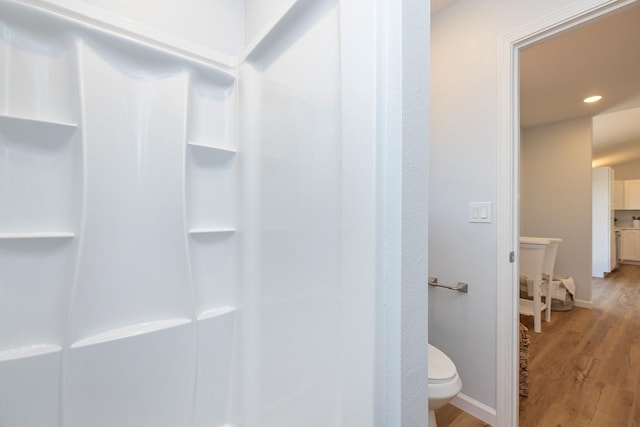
[428,276,468,293]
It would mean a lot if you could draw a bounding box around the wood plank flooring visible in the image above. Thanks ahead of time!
[435,264,640,426]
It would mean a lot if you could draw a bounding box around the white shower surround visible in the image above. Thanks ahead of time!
[0,0,400,425]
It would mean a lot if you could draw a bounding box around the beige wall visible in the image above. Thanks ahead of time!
[613,158,640,180]
[521,118,593,302]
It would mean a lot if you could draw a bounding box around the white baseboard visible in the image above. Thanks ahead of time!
[450,393,497,426]
[574,299,593,309]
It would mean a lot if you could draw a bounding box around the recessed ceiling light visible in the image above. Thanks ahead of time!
[584,95,602,103]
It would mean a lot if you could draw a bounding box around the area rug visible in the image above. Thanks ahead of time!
[519,323,530,398]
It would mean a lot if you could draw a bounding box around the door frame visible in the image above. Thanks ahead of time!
[495,0,635,425]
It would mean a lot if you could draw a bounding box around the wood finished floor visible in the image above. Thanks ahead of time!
[434,264,640,426]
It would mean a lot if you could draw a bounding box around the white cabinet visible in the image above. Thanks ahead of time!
[613,180,625,209]
[623,179,640,209]
[619,229,640,262]
[592,167,615,277]
[612,179,640,209]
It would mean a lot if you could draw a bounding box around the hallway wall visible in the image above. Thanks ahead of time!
[521,118,593,303]
[614,158,640,179]
[430,0,615,417]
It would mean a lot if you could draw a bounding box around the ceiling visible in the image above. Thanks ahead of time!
[431,0,459,16]
[519,3,640,167]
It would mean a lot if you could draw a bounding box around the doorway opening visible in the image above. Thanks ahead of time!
[497,0,638,425]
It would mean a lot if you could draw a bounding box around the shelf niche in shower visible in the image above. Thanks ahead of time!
[0,19,81,427]
[0,35,80,360]
[187,73,236,150]
[0,15,79,124]
[185,75,238,316]
[0,114,79,236]
[0,234,76,358]
[0,237,76,353]
[185,142,237,231]
[188,231,237,315]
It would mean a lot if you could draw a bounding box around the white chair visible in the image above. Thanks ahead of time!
[540,238,561,321]
[519,238,554,333]
[520,237,562,323]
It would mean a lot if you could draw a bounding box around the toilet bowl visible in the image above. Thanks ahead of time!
[428,344,462,426]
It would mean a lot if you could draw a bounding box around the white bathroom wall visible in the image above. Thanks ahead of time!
[430,0,613,418]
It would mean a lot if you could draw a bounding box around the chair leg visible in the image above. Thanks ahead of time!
[545,283,552,323]
[533,276,542,333]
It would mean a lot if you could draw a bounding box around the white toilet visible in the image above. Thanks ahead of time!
[428,344,462,426]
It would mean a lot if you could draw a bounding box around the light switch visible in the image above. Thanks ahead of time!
[469,202,492,223]
[479,206,488,219]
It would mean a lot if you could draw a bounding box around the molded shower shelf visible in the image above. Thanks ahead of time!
[197,306,236,321]
[0,232,74,240]
[188,228,235,235]
[0,344,61,363]
[71,318,192,349]
[0,114,77,137]
[186,139,237,229]
[187,142,236,157]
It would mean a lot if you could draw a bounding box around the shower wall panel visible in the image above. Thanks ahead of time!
[242,2,342,426]
[1,1,240,425]
[0,7,81,426]
[0,0,346,425]
[79,0,245,55]
[34,0,244,60]
[64,40,196,427]
[68,40,193,341]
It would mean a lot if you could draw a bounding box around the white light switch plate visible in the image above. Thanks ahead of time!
[469,201,492,223]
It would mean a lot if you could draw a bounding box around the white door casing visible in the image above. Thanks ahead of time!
[496,0,635,425]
